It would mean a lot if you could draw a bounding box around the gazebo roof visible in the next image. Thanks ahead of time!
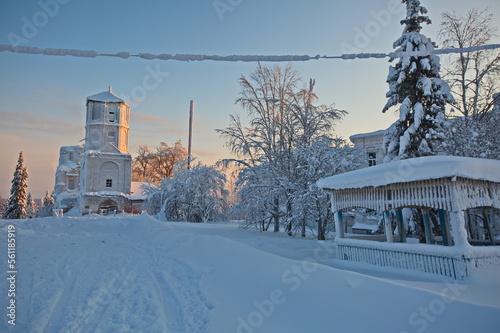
[317,155,500,191]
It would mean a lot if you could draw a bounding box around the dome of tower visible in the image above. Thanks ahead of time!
[86,86,125,103]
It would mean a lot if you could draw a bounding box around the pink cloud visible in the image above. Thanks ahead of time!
[0,111,82,135]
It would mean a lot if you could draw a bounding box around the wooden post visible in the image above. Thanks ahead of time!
[438,209,452,246]
[448,210,469,248]
[187,100,194,170]
[384,211,394,242]
[422,208,434,244]
[334,211,344,239]
[395,209,406,243]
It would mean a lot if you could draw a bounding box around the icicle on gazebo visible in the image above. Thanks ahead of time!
[317,156,500,279]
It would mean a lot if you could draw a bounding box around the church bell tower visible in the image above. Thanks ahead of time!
[79,87,132,214]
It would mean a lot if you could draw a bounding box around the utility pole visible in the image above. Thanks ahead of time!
[188,100,194,170]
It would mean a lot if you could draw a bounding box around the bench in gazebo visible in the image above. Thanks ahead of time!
[317,156,500,279]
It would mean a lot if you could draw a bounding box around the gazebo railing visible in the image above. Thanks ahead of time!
[320,157,500,279]
[336,238,500,279]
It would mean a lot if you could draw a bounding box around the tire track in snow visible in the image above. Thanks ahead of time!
[36,254,86,333]
[144,232,215,332]
[61,261,136,333]
[23,270,35,324]
[153,270,186,332]
[150,237,192,332]
[152,258,215,333]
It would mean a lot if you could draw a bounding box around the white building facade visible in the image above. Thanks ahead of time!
[349,129,385,166]
[54,87,134,214]
[53,145,84,210]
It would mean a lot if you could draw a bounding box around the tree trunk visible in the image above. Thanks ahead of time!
[273,198,280,232]
[317,220,325,240]
[286,200,292,236]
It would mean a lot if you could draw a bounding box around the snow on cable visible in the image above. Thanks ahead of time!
[0,43,499,62]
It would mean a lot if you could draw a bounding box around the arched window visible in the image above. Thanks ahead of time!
[99,161,119,190]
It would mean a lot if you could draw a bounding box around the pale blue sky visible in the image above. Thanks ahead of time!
[1,0,499,198]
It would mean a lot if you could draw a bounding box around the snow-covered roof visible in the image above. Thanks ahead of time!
[349,129,385,141]
[86,87,125,103]
[352,222,378,232]
[317,156,500,190]
[60,145,82,153]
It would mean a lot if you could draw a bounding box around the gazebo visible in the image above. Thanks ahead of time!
[317,156,500,279]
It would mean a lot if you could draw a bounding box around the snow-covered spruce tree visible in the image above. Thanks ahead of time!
[382,0,454,162]
[38,190,55,217]
[26,193,38,218]
[3,152,29,219]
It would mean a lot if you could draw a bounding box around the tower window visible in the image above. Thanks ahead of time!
[106,179,113,188]
[368,152,377,167]
[92,104,101,120]
[109,111,115,122]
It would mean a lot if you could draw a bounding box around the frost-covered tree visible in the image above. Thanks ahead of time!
[234,138,365,239]
[3,152,29,219]
[149,163,228,223]
[132,145,154,182]
[132,141,188,183]
[289,139,365,239]
[382,0,455,162]
[231,162,280,232]
[0,195,4,217]
[152,141,188,182]
[441,93,500,160]
[26,193,38,218]
[217,63,346,234]
[439,8,500,118]
[38,191,55,218]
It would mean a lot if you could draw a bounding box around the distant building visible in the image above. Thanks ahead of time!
[54,145,84,210]
[54,87,145,214]
[349,130,385,166]
[348,93,500,167]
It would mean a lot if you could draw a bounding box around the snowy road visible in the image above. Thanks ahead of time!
[1,215,499,332]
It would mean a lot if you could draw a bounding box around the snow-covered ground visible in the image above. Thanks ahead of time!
[1,215,499,332]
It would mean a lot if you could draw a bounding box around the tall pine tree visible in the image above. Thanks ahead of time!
[26,193,38,218]
[3,152,29,219]
[39,191,55,218]
[382,0,454,162]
